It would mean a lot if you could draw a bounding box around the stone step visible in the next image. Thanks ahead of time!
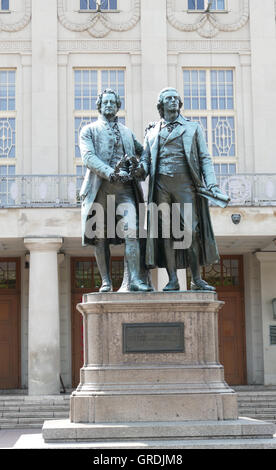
[239,407,276,413]
[0,411,69,419]
[237,396,276,401]
[0,423,43,429]
[0,405,70,412]
[42,418,276,449]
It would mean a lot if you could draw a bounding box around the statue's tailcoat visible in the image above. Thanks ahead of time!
[79,116,144,246]
[140,115,220,269]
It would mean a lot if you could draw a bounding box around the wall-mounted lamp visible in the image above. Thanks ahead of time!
[272,298,276,320]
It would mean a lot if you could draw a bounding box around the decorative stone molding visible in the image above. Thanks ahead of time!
[168,39,251,53]
[57,0,140,38]
[167,0,249,38]
[0,40,31,52]
[58,39,141,52]
[0,0,31,32]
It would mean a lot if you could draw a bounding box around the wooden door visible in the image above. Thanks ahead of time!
[218,291,246,385]
[202,255,247,385]
[71,257,124,388]
[0,259,20,389]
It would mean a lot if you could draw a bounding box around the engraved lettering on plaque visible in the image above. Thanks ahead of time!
[123,322,184,354]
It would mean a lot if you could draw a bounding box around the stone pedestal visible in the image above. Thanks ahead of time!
[42,291,276,447]
[70,291,237,423]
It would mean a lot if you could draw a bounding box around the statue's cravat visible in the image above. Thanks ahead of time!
[166,121,180,134]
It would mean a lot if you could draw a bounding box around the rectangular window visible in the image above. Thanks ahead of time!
[74,68,125,177]
[188,0,225,11]
[0,164,15,205]
[0,70,16,183]
[183,68,236,173]
[80,0,117,10]
[1,0,9,11]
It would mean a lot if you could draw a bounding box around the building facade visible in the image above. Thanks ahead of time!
[0,0,276,395]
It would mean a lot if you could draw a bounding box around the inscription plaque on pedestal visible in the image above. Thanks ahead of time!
[123,322,184,354]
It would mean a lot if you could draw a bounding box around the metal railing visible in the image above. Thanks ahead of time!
[0,174,82,208]
[0,173,275,208]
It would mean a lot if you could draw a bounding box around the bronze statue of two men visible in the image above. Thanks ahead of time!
[79,87,229,293]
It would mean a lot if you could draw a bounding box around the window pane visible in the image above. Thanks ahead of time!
[74,70,99,111]
[1,0,9,10]
[80,0,88,9]
[211,69,234,110]
[183,70,206,110]
[75,261,92,289]
[0,118,16,159]
[188,0,196,9]
[101,0,108,9]
[215,0,225,10]
[212,116,235,157]
[0,71,16,111]
[109,0,117,9]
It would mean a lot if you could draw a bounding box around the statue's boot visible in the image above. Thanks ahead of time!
[94,240,112,292]
[163,239,180,291]
[188,242,215,292]
[126,239,153,292]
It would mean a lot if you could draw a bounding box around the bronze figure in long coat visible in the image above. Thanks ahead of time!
[133,87,229,291]
[79,88,151,292]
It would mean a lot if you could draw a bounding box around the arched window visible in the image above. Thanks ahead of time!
[80,0,117,10]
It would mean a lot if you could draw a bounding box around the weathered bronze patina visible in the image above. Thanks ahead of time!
[131,87,229,291]
[79,88,152,292]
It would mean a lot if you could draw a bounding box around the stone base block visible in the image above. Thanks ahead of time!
[70,390,238,423]
[42,418,276,449]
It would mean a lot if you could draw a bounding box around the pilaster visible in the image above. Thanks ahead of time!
[250,0,276,172]
[140,0,168,126]
[31,0,58,173]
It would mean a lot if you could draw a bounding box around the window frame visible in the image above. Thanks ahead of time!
[0,69,17,184]
[0,0,10,12]
[73,67,126,175]
[183,67,237,173]
[187,0,227,12]
[79,0,118,12]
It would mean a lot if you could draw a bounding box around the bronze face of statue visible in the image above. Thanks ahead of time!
[79,88,152,293]
[132,87,230,291]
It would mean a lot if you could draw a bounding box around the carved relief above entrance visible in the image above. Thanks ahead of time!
[167,0,249,38]
[57,0,140,38]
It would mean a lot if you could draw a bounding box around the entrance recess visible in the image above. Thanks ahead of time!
[198,255,247,385]
[71,257,124,388]
[0,258,21,389]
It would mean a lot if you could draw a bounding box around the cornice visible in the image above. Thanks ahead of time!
[57,0,140,38]
[167,0,249,38]
[0,0,31,32]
